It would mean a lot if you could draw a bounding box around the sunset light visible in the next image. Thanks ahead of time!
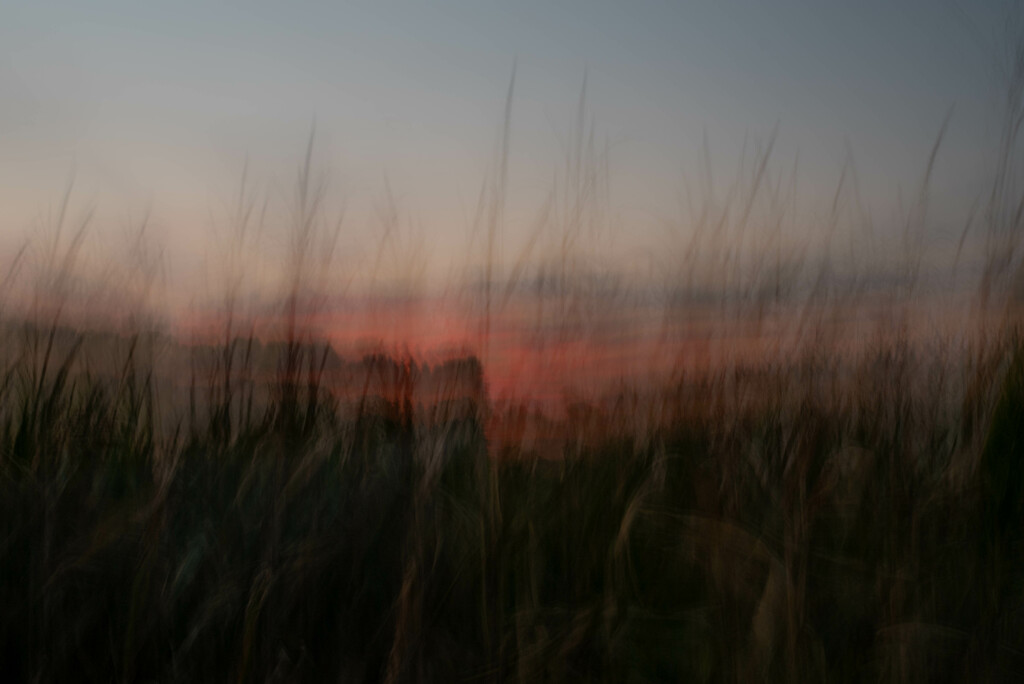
[3,2,1024,680]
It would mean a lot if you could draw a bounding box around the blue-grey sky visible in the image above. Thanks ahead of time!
[0,0,1017,296]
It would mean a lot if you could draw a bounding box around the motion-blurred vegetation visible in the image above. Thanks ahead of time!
[4,18,1024,683]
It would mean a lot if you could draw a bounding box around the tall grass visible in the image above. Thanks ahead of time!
[3,318,1023,680]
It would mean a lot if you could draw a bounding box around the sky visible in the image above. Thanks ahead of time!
[0,0,1018,309]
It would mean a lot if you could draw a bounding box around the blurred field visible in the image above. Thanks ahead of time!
[2,275,1024,682]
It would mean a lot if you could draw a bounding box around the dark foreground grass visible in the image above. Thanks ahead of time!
[2,325,1024,683]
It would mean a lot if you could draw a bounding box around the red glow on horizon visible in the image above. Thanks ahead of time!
[175,290,988,412]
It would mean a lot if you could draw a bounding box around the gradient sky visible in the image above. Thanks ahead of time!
[0,0,1017,302]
